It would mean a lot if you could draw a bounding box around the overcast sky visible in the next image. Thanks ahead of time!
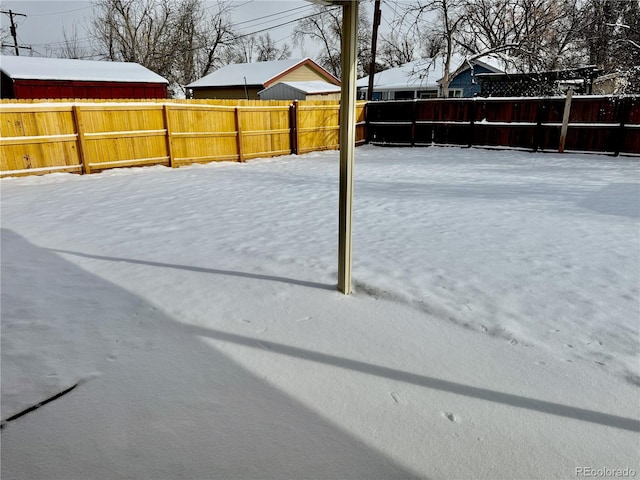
[0,1,323,58]
[0,0,400,61]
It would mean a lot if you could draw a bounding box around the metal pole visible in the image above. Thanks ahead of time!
[337,0,358,295]
[367,0,381,101]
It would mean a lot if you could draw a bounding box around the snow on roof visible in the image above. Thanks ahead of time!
[357,59,446,90]
[0,55,168,84]
[357,55,510,90]
[260,81,341,95]
[187,58,338,89]
[187,58,306,88]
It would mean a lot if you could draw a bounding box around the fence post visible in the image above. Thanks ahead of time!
[411,99,417,146]
[533,100,546,152]
[72,105,90,174]
[558,88,573,153]
[364,101,370,144]
[290,100,299,154]
[162,104,175,167]
[468,98,476,148]
[613,96,630,157]
[234,107,244,162]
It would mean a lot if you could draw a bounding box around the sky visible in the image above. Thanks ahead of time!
[0,0,401,61]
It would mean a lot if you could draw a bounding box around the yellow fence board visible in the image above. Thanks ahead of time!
[1,100,367,177]
[0,107,80,173]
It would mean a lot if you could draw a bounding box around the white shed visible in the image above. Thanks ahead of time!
[258,81,341,100]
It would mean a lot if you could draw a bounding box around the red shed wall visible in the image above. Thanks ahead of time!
[12,79,168,99]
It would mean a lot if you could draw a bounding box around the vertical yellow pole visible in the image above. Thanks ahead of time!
[337,0,359,294]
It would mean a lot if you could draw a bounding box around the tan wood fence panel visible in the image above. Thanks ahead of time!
[1,99,367,177]
[79,104,169,172]
[168,104,240,165]
[0,105,81,176]
[240,106,291,160]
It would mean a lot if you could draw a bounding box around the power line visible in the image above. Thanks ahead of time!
[10,4,335,58]
[234,4,311,27]
[230,8,338,42]
[28,5,94,17]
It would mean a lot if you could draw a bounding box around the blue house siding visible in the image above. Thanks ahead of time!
[450,65,494,97]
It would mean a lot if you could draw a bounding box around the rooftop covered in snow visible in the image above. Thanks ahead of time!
[259,81,341,95]
[0,55,168,84]
[357,55,510,90]
[187,58,339,89]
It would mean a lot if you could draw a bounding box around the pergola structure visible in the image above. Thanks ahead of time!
[307,0,359,294]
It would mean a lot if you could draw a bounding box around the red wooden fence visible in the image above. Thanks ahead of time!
[366,95,640,155]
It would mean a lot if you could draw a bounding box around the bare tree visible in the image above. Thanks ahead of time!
[293,3,371,77]
[226,32,291,63]
[256,33,291,62]
[456,0,585,72]
[58,24,89,59]
[400,0,467,96]
[91,0,237,96]
[377,30,419,68]
[579,0,640,92]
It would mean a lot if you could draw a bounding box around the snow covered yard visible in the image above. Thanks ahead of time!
[1,145,638,479]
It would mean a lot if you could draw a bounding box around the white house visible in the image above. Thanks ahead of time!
[358,55,508,100]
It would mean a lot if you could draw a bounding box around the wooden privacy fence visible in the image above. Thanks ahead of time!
[0,100,366,177]
[366,95,640,156]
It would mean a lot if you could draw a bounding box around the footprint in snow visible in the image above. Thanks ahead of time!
[441,412,459,423]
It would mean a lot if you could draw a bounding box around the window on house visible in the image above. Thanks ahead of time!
[394,91,414,100]
[448,89,463,98]
[418,90,438,99]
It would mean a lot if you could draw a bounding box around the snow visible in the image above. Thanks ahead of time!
[0,55,168,84]
[260,81,341,95]
[357,54,510,90]
[186,58,338,89]
[1,146,639,479]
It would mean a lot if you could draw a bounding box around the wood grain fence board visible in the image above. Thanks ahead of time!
[366,96,639,154]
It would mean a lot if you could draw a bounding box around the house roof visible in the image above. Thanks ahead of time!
[357,55,509,91]
[259,81,341,96]
[0,55,168,84]
[187,58,339,89]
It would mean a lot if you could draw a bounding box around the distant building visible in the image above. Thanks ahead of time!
[258,81,341,101]
[357,55,508,100]
[187,58,340,100]
[0,55,168,99]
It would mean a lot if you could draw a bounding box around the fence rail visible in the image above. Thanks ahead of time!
[366,95,640,155]
[1,100,366,177]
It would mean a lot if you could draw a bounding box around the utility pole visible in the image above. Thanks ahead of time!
[367,0,381,101]
[1,9,28,55]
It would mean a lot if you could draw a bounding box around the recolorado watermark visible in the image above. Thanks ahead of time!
[576,467,637,478]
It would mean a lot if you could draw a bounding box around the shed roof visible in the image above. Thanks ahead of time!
[259,81,341,95]
[187,58,339,89]
[0,55,168,84]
